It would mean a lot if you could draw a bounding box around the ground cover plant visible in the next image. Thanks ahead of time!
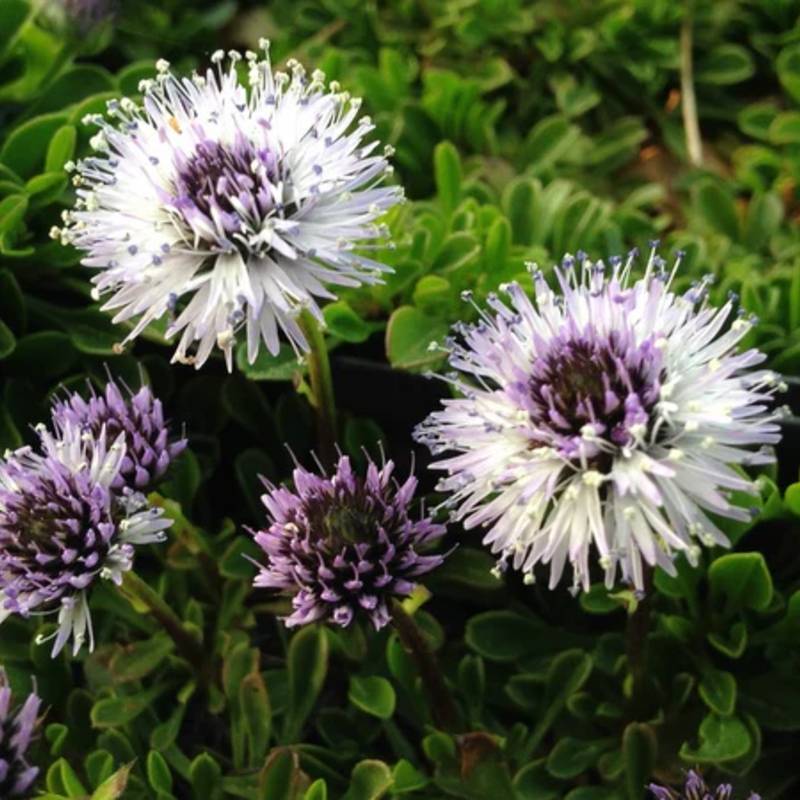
[1,0,800,798]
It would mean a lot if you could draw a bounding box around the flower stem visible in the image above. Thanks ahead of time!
[391,599,460,732]
[680,0,703,167]
[119,571,210,683]
[298,310,338,468]
[626,568,654,718]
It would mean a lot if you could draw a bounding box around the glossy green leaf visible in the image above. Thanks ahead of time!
[385,305,448,371]
[348,675,396,719]
[284,625,329,743]
[709,552,773,614]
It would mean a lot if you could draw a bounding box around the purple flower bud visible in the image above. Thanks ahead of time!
[59,0,115,32]
[649,770,760,800]
[0,424,171,657]
[0,668,41,797]
[252,455,447,630]
[51,379,186,494]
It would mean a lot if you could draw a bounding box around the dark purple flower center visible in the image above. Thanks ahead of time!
[318,502,381,545]
[170,136,279,248]
[0,466,115,612]
[527,329,664,460]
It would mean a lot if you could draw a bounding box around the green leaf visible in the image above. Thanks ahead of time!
[696,45,755,84]
[503,177,539,245]
[392,759,429,793]
[427,547,503,596]
[412,275,452,315]
[304,779,328,800]
[385,306,448,371]
[343,417,384,464]
[513,760,561,800]
[434,141,462,216]
[0,269,24,333]
[738,102,778,141]
[550,74,601,118]
[0,194,27,237]
[323,300,372,343]
[699,669,737,716]
[709,552,773,615]
[580,584,622,614]
[0,0,29,57]
[707,621,748,659]
[466,611,545,662]
[744,192,783,250]
[679,713,752,764]
[45,125,77,172]
[221,373,274,440]
[109,634,174,683]
[147,751,173,793]
[258,748,308,800]
[777,43,800,103]
[91,764,133,800]
[91,694,151,728]
[522,114,579,174]
[117,60,157,95]
[284,625,329,742]
[692,178,739,240]
[26,171,68,207]
[190,753,222,800]
[457,654,485,722]
[546,737,609,779]
[85,750,114,789]
[769,111,800,144]
[218,536,260,580]
[342,760,393,800]
[236,342,303,382]
[4,331,78,379]
[484,216,511,267]
[28,66,115,117]
[348,675,396,719]
[622,723,656,800]
[785,481,800,517]
[0,318,15,359]
[241,670,272,766]
[526,650,593,755]
[0,113,69,179]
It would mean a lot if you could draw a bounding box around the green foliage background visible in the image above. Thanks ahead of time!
[2,0,800,797]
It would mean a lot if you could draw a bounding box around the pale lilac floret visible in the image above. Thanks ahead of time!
[649,769,760,799]
[57,43,402,369]
[0,424,171,656]
[51,378,186,492]
[252,455,446,629]
[415,247,783,593]
[0,668,42,798]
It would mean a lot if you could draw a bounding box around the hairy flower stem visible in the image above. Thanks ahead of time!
[626,567,654,718]
[120,571,211,685]
[391,600,460,732]
[680,0,703,166]
[298,310,338,469]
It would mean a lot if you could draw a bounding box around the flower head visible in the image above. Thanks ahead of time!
[252,455,446,629]
[0,669,42,798]
[57,43,402,369]
[415,248,782,593]
[58,0,115,31]
[649,770,760,799]
[51,378,186,492]
[0,424,171,656]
